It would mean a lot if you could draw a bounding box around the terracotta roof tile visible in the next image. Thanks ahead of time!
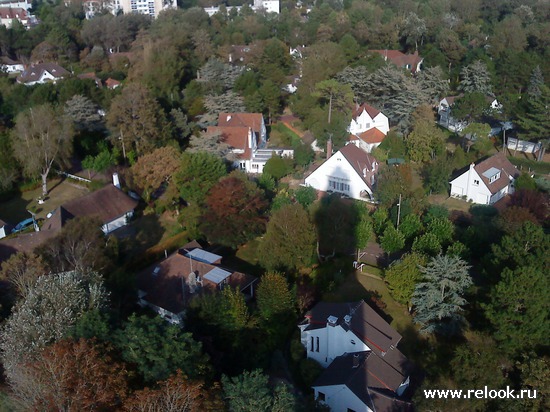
[218,113,263,134]
[354,128,387,144]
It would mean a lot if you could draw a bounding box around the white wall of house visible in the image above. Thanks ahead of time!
[1,63,24,73]
[138,294,184,325]
[450,166,496,205]
[300,323,370,367]
[101,211,133,234]
[0,226,7,239]
[313,385,372,412]
[351,139,381,154]
[305,153,374,200]
[348,111,389,135]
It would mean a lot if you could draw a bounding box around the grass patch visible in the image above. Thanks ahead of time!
[269,123,302,147]
[324,270,414,334]
[0,178,89,223]
[508,156,550,175]
[428,194,472,213]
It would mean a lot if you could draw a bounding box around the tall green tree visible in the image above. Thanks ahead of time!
[380,225,405,254]
[256,272,295,321]
[405,119,446,163]
[411,254,472,335]
[313,79,353,124]
[11,104,74,196]
[258,204,316,272]
[107,84,168,158]
[175,152,227,205]
[458,60,493,95]
[114,314,209,383]
[385,252,427,307]
[484,266,549,354]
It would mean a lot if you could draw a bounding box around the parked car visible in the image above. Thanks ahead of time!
[11,217,34,234]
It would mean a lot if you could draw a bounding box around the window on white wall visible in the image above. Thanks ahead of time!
[316,337,319,352]
[310,336,314,352]
[318,392,325,402]
[473,179,480,186]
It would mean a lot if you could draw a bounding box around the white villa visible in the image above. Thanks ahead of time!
[449,152,519,205]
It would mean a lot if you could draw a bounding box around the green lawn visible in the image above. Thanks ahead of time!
[0,178,89,224]
[508,156,550,175]
[268,123,302,147]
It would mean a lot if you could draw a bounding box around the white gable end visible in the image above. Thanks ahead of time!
[450,166,492,204]
[305,152,371,201]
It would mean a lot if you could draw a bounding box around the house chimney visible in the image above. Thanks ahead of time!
[326,138,333,159]
[352,354,360,368]
[112,172,121,189]
[227,115,232,122]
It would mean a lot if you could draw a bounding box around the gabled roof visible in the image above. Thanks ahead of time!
[352,128,386,145]
[352,103,381,121]
[105,78,121,89]
[0,56,21,65]
[207,125,251,160]
[313,351,413,412]
[0,218,8,227]
[441,95,460,106]
[0,7,28,19]
[339,144,379,190]
[16,62,69,84]
[136,241,257,314]
[302,300,401,356]
[218,113,263,134]
[60,185,137,225]
[473,152,518,195]
[370,50,423,73]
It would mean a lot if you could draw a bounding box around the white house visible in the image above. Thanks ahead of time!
[42,181,138,235]
[0,219,11,239]
[299,301,412,412]
[348,103,389,136]
[204,0,279,16]
[0,6,36,28]
[449,152,519,205]
[16,63,69,86]
[208,113,292,174]
[370,49,423,74]
[0,56,24,73]
[305,143,378,201]
[348,128,387,153]
[438,95,502,133]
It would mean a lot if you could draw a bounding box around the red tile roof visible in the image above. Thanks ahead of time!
[370,50,423,73]
[354,128,386,144]
[218,113,263,134]
[0,7,28,19]
[207,126,251,160]
[105,78,121,89]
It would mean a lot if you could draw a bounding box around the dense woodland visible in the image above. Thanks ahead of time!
[0,0,549,410]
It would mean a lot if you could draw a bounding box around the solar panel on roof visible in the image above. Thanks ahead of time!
[203,267,232,284]
[186,248,222,264]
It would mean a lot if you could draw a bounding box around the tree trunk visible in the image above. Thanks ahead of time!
[328,93,333,124]
[41,173,48,196]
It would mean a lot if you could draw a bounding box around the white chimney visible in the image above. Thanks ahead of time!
[112,172,121,189]
[227,115,232,122]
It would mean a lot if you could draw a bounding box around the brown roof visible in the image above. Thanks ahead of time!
[0,230,58,262]
[16,62,69,84]
[61,185,137,225]
[136,243,257,314]
[302,300,401,356]
[313,351,413,412]
[218,113,263,134]
[474,152,519,195]
[0,56,21,66]
[370,50,423,73]
[353,128,387,144]
[0,7,28,19]
[207,126,251,160]
[0,218,8,227]
[105,78,121,89]
[339,144,379,189]
[352,103,381,121]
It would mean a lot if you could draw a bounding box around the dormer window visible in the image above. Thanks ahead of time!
[489,172,501,183]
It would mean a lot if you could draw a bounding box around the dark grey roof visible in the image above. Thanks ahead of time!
[313,351,413,412]
[302,300,402,356]
[17,62,69,84]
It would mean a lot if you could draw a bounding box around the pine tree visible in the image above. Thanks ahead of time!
[411,254,472,335]
[458,60,493,95]
[526,65,544,99]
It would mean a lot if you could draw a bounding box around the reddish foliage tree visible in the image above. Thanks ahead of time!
[200,173,268,248]
[496,206,539,234]
[509,189,549,223]
[124,370,221,412]
[9,338,127,411]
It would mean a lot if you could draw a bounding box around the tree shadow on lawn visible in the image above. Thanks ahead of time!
[119,213,165,267]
